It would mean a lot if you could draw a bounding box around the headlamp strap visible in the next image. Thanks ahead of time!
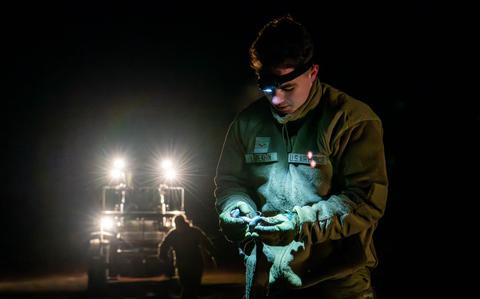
[258,61,313,89]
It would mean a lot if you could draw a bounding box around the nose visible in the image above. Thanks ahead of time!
[271,92,285,106]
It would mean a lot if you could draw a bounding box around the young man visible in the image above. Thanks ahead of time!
[215,16,388,299]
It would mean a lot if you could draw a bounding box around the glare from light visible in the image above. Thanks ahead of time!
[100,216,114,231]
[164,169,177,181]
[149,147,198,193]
[109,157,127,182]
[307,151,313,160]
[113,158,126,170]
[262,88,274,95]
[110,169,124,181]
[161,159,173,170]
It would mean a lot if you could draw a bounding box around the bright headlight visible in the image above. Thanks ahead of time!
[164,169,177,180]
[109,157,127,182]
[100,216,115,231]
[110,169,124,181]
[160,159,178,181]
[113,158,126,170]
[161,159,172,170]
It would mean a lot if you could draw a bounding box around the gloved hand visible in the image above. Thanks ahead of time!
[250,211,299,246]
[219,201,256,242]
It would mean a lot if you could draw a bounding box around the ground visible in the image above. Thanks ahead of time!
[0,269,245,299]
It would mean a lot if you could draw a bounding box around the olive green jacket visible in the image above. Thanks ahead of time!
[215,81,388,287]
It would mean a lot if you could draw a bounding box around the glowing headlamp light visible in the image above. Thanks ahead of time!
[257,62,313,96]
[261,86,276,96]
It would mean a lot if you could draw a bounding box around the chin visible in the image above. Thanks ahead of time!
[275,108,291,115]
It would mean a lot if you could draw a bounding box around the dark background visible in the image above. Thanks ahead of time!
[2,1,440,297]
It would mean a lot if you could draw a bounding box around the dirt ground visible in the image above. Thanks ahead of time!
[0,269,245,299]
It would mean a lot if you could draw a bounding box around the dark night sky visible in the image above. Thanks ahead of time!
[2,1,444,294]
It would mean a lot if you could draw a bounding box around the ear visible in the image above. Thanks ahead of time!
[309,64,319,81]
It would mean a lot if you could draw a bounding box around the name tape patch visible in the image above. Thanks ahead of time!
[245,152,278,163]
[288,153,328,165]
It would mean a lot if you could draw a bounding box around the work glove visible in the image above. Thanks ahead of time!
[250,211,299,246]
[219,201,256,242]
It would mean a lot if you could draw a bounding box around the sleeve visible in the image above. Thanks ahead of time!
[195,228,215,255]
[214,118,257,214]
[294,119,388,243]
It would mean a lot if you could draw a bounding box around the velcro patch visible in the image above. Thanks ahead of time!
[254,137,271,153]
[288,153,328,165]
[245,152,278,163]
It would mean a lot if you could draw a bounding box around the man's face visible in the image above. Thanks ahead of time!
[264,64,319,115]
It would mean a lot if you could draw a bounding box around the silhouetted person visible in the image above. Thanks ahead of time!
[159,215,215,299]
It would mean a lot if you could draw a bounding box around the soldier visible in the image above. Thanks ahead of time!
[159,215,215,299]
[215,15,388,299]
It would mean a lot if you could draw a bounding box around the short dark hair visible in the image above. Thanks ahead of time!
[249,15,314,75]
[174,214,189,227]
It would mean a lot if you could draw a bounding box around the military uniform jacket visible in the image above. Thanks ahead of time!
[215,81,388,287]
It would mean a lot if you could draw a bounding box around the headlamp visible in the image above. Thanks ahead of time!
[257,61,313,95]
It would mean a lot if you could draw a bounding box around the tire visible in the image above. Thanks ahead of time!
[87,256,108,293]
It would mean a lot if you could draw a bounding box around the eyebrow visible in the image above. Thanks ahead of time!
[279,82,296,89]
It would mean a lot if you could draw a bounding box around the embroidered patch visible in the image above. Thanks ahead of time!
[245,152,278,163]
[288,153,328,165]
[254,137,271,153]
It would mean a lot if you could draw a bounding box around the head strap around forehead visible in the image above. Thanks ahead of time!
[257,61,313,89]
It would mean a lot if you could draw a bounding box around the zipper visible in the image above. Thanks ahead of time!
[281,124,293,153]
